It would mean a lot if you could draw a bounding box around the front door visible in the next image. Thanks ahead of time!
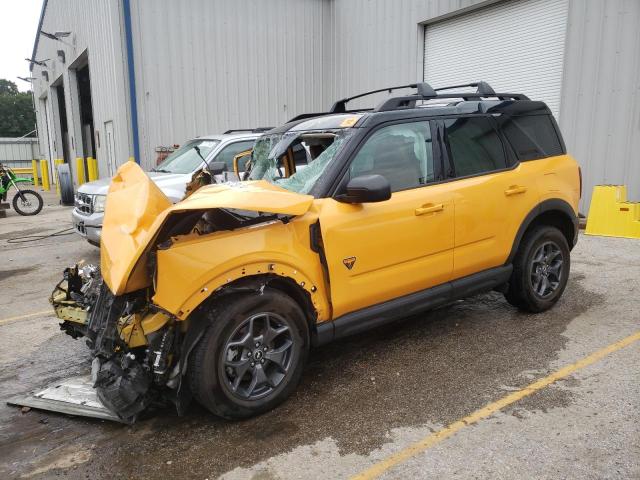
[319,120,454,318]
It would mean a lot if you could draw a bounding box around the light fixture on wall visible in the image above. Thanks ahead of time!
[41,30,72,40]
[18,76,35,83]
[57,50,66,64]
[42,71,49,82]
[25,57,49,67]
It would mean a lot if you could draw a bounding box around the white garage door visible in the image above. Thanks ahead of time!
[424,0,568,118]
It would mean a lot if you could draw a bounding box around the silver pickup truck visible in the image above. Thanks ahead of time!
[72,130,265,245]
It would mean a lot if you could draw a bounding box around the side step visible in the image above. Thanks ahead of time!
[7,375,124,423]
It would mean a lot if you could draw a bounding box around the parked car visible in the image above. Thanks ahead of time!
[51,82,580,423]
[72,129,271,246]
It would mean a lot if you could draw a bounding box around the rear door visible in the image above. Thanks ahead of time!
[440,115,540,279]
[319,119,455,318]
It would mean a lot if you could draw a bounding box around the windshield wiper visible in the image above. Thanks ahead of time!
[153,168,171,173]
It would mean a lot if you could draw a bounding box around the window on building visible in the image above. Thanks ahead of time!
[501,115,564,161]
[444,117,507,177]
[348,121,435,193]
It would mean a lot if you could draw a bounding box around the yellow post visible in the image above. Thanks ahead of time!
[75,157,86,185]
[128,156,135,163]
[40,159,50,191]
[87,157,99,181]
[31,159,39,187]
[54,159,64,195]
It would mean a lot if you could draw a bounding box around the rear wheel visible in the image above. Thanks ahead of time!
[505,225,570,312]
[12,189,43,215]
[189,288,309,419]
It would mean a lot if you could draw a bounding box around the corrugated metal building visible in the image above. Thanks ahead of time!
[30,0,639,212]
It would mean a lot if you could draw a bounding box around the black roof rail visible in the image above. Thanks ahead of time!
[223,127,274,134]
[329,84,432,113]
[375,81,529,112]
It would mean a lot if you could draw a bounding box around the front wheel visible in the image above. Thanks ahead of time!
[12,189,43,216]
[189,288,309,419]
[505,225,570,313]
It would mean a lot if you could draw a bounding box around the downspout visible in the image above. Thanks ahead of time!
[122,0,140,164]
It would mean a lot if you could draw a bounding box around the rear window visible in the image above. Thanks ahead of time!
[501,115,564,161]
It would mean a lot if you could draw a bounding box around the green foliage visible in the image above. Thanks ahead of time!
[0,79,36,137]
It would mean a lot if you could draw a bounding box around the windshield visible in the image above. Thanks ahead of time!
[153,139,220,174]
[248,129,354,194]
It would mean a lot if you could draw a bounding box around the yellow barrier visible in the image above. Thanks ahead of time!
[40,159,50,191]
[75,157,86,185]
[54,159,64,195]
[31,160,39,187]
[585,185,640,239]
[87,157,99,182]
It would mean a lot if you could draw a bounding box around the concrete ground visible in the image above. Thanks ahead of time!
[0,197,638,479]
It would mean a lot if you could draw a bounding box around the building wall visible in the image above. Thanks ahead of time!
[130,0,333,170]
[559,0,640,211]
[31,0,132,182]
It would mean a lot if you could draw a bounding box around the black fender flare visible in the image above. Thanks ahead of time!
[506,199,578,265]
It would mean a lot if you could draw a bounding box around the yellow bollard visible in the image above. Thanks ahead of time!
[128,156,135,163]
[40,159,50,191]
[87,157,99,181]
[54,159,64,195]
[31,159,39,187]
[75,157,86,185]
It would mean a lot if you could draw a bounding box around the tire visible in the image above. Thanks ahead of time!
[188,288,309,419]
[505,225,570,313]
[12,189,43,216]
[57,164,75,206]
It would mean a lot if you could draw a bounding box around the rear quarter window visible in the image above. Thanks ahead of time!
[501,115,564,161]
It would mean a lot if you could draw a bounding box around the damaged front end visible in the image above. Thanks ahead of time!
[50,265,180,423]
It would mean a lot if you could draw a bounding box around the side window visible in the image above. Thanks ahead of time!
[444,117,507,177]
[348,121,435,193]
[213,140,255,171]
[501,115,564,161]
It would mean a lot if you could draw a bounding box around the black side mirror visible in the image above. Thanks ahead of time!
[208,161,226,175]
[336,174,391,203]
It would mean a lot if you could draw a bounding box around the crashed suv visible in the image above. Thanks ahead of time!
[51,82,581,423]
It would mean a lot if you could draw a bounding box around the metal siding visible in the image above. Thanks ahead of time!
[424,0,569,118]
[328,0,490,107]
[31,0,132,180]
[131,0,331,170]
[559,0,640,212]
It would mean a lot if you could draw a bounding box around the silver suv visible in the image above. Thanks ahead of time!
[73,129,267,245]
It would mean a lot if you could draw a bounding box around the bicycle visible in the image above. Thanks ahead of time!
[0,163,44,216]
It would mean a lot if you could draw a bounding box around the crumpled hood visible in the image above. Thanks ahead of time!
[101,162,314,295]
[78,170,191,201]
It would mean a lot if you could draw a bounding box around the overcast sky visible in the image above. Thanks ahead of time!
[0,0,44,92]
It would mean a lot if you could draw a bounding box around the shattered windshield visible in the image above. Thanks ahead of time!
[153,139,220,174]
[249,129,354,194]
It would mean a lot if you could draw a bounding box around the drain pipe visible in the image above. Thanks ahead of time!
[122,0,140,164]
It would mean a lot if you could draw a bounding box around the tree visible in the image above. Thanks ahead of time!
[0,79,36,137]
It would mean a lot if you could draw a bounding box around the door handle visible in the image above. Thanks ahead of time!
[504,185,527,196]
[415,203,444,216]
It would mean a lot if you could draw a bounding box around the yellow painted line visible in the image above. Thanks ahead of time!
[351,330,640,480]
[0,310,54,326]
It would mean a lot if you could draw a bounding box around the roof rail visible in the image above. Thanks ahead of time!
[223,127,274,134]
[375,81,529,112]
[329,84,428,113]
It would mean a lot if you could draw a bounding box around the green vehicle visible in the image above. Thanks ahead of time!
[0,163,44,216]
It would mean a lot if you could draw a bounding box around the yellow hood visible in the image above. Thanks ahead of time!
[101,162,314,295]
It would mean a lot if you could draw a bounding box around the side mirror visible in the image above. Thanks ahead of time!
[336,174,391,204]
[208,161,226,175]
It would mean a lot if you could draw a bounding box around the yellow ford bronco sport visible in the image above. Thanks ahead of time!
[51,82,581,422]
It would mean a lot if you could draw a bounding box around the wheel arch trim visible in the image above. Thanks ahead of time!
[506,198,578,265]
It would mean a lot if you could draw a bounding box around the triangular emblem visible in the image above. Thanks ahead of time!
[343,256,356,270]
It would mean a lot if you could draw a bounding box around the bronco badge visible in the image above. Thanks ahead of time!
[343,256,356,270]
